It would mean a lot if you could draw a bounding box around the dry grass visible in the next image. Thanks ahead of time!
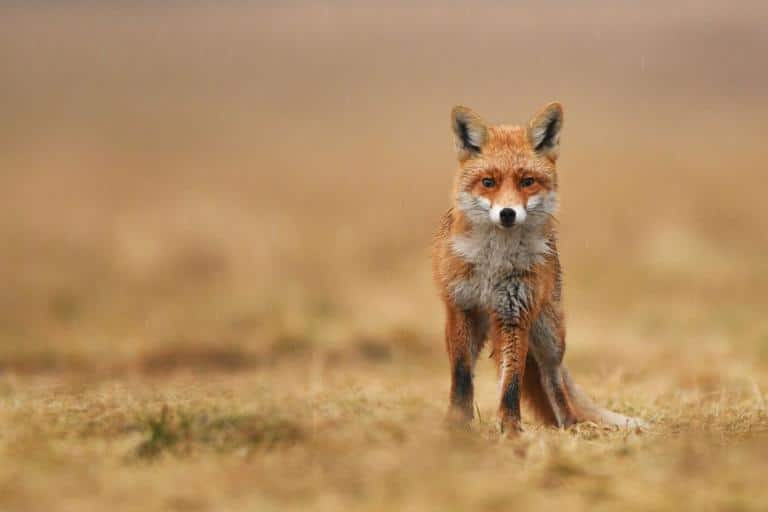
[2,2,768,511]
[3,360,768,511]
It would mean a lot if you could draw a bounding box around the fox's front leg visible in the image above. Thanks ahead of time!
[491,276,539,436]
[492,316,529,435]
[444,306,486,428]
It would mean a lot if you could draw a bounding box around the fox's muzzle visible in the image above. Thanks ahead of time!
[490,204,527,228]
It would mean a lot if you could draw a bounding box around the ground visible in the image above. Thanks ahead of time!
[4,336,768,511]
[3,255,768,511]
[2,3,768,511]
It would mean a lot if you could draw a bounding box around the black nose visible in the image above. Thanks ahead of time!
[499,208,516,227]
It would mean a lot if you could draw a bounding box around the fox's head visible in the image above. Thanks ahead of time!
[450,102,563,229]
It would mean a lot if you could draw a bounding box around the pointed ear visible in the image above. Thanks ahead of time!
[528,102,563,161]
[451,105,488,160]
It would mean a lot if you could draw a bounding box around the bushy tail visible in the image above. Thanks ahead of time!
[522,355,559,425]
[563,368,646,429]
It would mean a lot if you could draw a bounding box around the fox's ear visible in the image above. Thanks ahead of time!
[528,102,563,161]
[451,106,488,160]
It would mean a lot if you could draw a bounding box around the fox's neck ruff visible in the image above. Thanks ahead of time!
[451,189,558,268]
[451,217,554,270]
[448,196,557,310]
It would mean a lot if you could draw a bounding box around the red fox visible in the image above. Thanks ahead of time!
[432,102,643,435]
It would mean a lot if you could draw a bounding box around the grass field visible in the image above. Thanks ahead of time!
[2,3,768,511]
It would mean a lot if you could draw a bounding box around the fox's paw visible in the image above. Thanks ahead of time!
[498,417,524,439]
[444,406,473,432]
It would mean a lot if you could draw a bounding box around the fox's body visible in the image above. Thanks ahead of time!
[433,103,641,434]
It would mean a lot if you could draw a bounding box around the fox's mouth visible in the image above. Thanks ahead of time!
[493,220,520,230]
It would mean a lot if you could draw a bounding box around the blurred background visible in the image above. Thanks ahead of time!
[2,1,767,378]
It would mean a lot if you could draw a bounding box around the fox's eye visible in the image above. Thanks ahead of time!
[520,177,535,188]
[482,177,496,188]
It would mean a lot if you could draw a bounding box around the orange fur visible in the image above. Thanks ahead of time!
[433,102,643,435]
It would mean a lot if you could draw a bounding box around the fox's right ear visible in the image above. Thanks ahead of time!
[528,102,563,161]
[451,106,488,160]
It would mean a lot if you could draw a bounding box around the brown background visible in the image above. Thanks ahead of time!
[1,3,768,510]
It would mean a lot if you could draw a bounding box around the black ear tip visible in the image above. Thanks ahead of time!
[451,105,486,155]
[451,105,472,123]
[543,102,563,122]
[530,102,563,153]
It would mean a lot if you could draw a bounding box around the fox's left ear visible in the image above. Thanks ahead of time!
[451,105,489,161]
[528,102,563,161]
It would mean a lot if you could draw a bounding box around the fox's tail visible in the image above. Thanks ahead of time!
[563,368,646,429]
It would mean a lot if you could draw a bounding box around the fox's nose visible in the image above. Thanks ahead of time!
[499,208,516,227]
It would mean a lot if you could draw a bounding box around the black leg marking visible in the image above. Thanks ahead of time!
[451,356,473,409]
[500,374,521,419]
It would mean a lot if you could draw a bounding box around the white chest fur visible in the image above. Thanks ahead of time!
[449,225,551,310]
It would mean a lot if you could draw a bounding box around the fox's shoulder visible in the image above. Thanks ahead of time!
[434,208,454,241]
[432,208,472,297]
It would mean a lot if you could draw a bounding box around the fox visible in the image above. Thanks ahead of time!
[432,102,643,435]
